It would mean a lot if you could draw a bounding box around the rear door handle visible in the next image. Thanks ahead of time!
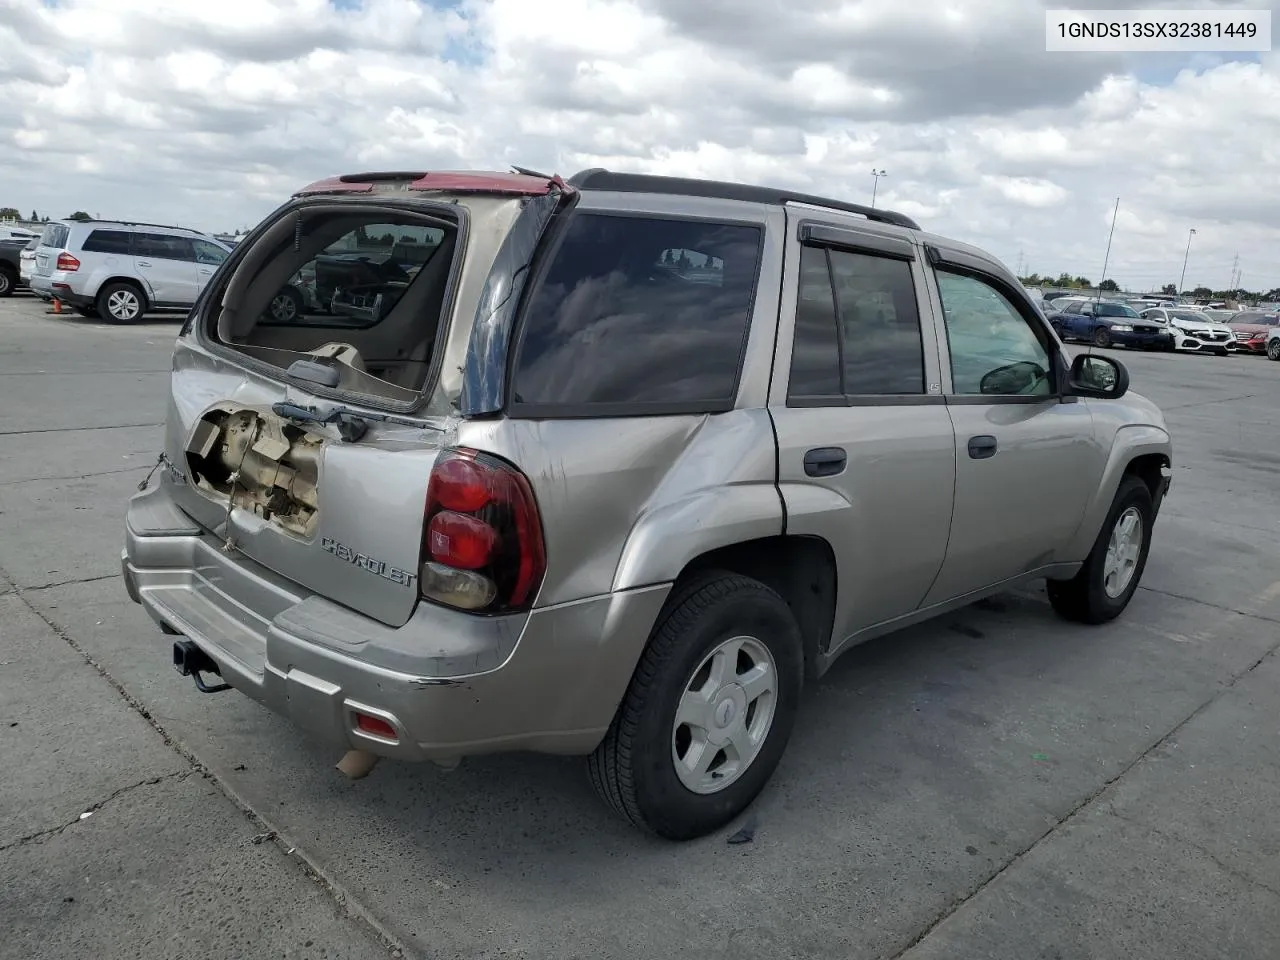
[967,435,998,459]
[803,446,847,477]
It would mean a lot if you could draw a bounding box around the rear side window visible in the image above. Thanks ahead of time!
[40,223,69,248]
[510,213,763,413]
[786,243,926,401]
[134,233,195,261]
[81,230,133,255]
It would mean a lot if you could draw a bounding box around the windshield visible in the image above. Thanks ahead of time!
[1096,302,1139,318]
[1171,311,1212,323]
[1233,313,1279,325]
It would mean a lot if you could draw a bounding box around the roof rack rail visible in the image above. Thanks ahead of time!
[565,168,920,230]
[72,218,198,232]
[510,164,553,179]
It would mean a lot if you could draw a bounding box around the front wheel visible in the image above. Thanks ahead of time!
[1267,339,1280,361]
[1047,475,1153,624]
[588,572,804,841]
[1092,326,1112,348]
[0,267,14,297]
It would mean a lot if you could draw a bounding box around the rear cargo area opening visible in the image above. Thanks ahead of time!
[208,205,462,402]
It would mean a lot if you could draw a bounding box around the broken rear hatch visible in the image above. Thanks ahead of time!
[161,171,569,628]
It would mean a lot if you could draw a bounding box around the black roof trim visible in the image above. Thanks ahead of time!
[565,168,920,230]
[67,219,208,234]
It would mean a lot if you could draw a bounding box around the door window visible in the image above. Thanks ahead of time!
[786,244,926,402]
[134,233,196,261]
[935,271,1053,397]
[81,230,133,255]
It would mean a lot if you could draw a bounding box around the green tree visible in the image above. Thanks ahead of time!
[1161,283,1177,295]
[1056,272,1073,286]
[30,209,37,221]
[1073,276,1091,288]
[0,207,19,220]
[1192,286,1213,299]
[1099,279,1119,292]
[67,211,92,221]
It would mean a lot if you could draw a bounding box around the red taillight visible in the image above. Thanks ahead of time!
[420,448,546,614]
[56,252,80,272]
[428,511,496,569]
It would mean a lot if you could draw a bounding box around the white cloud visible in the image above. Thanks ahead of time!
[1,0,1278,293]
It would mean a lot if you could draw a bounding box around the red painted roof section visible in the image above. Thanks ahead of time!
[293,170,572,198]
[407,171,568,195]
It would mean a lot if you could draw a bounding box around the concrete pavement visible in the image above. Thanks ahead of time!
[1,293,1278,959]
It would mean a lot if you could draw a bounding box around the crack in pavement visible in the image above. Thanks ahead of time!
[888,639,1280,959]
[22,572,123,592]
[1136,584,1280,625]
[0,563,415,960]
[1161,393,1260,412]
[0,771,192,853]
[0,422,164,437]
[1102,806,1280,902]
[0,464,150,487]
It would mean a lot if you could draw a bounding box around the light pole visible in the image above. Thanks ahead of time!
[1177,227,1196,296]
[870,169,887,208]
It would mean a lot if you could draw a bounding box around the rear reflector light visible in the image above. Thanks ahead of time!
[354,713,397,741]
[56,252,80,271]
[420,448,546,614]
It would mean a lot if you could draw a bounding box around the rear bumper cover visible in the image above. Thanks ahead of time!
[122,482,670,762]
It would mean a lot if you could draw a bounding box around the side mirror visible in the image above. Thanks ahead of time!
[1069,353,1129,399]
[980,360,1046,395]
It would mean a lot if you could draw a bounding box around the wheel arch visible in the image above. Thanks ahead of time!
[97,276,152,306]
[672,535,837,682]
[1063,430,1171,561]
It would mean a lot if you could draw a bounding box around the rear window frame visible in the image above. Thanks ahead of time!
[503,207,767,420]
[192,195,472,416]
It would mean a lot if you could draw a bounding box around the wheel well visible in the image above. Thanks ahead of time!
[679,535,836,681]
[1123,453,1169,503]
[98,277,148,305]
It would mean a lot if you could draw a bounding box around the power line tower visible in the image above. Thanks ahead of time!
[1229,253,1240,290]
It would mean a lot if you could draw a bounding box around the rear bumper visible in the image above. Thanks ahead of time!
[122,482,671,762]
[28,275,54,300]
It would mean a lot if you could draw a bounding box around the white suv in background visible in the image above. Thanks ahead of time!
[28,219,231,322]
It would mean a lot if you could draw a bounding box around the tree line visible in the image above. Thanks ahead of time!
[1018,271,1279,303]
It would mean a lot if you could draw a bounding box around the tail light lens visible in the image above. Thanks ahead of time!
[420,448,546,614]
[56,252,80,272]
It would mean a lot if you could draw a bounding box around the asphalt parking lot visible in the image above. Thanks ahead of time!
[2,291,1279,960]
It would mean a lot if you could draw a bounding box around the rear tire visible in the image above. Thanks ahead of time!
[1268,339,1280,361]
[588,571,804,841]
[0,266,15,297]
[1047,475,1153,624]
[96,281,146,323]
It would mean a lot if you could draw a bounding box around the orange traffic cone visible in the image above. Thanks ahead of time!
[51,297,63,315]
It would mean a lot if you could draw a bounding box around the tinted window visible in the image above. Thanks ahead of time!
[787,244,842,400]
[936,271,1053,397]
[81,229,132,255]
[511,213,762,409]
[829,248,924,394]
[1096,302,1139,318]
[192,239,228,266]
[134,233,196,261]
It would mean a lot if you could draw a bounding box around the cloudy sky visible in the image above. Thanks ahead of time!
[2,0,1278,293]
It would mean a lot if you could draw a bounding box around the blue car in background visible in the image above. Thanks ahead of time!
[1046,299,1174,350]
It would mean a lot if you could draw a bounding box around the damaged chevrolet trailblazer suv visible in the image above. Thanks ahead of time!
[121,169,1173,840]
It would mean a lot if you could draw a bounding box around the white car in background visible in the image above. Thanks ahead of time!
[1140,307,1234,356]
[1267,326,1280,361]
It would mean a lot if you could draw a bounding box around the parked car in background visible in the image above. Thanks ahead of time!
[1224,310,1280,355]
[1048,299,1172,349]
[1267,325,1280,361]
[1140,307,1235,356]
[121,167,1174,840]
[28,219,231,322]
[0,237,25,296]
[18,236,37,286]
[1201,308,1237,324]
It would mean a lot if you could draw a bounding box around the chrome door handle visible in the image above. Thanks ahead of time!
[136,260,152,267]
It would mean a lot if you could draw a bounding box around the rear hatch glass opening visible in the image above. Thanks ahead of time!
[202,200,473,408]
